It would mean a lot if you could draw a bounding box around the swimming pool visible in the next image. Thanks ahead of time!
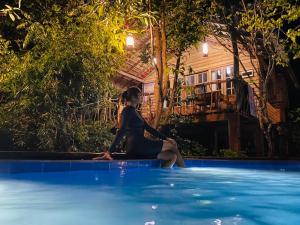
[0,160,300,225]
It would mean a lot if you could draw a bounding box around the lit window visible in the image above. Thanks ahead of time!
[211,69,222,91]
[225,66,234,95]
[186,75,195,86]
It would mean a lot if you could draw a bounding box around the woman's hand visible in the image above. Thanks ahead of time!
[92,150,113,160]
[166,138,176,145]
[166,138,178,149]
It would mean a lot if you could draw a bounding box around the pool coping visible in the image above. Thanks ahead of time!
[0,159,163,174]
[1,159,300,174]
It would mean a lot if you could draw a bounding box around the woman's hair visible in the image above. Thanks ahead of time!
[125,86,141,101]
[120,91,127,104]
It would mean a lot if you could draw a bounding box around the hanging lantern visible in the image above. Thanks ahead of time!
[202,42,208,57]
[126,35,134,47]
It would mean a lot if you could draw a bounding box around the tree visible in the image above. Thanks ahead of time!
[237,0,299,156]
[144,0,209,128]
[0,1,128,151]
[208,0,299,156]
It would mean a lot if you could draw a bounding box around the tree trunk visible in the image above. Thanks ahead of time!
[163,54,181,123]
[229,13,241,111]
[153,25,164,128]
[153,0,167,129]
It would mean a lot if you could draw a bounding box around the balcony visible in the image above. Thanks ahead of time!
[171,79,238,115]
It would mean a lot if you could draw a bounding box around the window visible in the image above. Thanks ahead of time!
[185,75,195,86]
[225,66,234,95]
[143,82,155,94]
[211,69,222,91]
[198,72,208,84]
[196,71,208,94]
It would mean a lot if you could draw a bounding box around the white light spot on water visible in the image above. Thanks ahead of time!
[145,220,155,225]
[233,214,242,225]
[170,183,174,187]
[151,205,158,210]
[189,167,205,171]
[213,219,222,225]
[95,176,99,181]
[192,193,202,197]
[198,200,212,205]
[229,197,236,201]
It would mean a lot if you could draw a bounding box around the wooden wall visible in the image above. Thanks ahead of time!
[141,36,286,124]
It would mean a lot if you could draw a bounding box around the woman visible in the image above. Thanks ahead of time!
[100,86,185,168]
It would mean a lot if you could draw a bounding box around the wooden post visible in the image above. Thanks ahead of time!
[228,113,241,152]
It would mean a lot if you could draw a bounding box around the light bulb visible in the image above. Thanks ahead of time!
[202,42,208,56]
[126,35,134,47]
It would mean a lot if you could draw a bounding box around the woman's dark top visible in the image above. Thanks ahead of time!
[108,105,167,158]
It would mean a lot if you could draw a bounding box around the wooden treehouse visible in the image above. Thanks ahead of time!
[114,35,291,156]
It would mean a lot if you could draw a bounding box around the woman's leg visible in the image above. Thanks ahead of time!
[157,150,177,168]
[161,140,185,167]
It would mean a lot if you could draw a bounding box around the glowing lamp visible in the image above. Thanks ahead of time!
[202,42,208,57]
[126,35,134,47]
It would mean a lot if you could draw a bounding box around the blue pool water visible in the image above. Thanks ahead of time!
[0,161,300,225]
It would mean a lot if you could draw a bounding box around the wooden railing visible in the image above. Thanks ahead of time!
[173,79,237,115]
[66,99,119,125]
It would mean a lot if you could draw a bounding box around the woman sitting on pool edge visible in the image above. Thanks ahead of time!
[97,86,185,168]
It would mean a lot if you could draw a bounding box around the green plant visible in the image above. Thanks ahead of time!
[220,149,247,158]
[289,108,300,123]
[168,114,194,125]
[170,128,208,157]
[0,2,127,152]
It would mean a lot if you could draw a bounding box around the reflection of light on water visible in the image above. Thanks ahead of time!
[151,205,158,210]
[95,176,99,181]
[120,169,126,177]
[192,193,201,197]
[233,214,242,225]
[145,220,155,225]
[189,167,205,171]
[213,219,222,225]
[198,200,212,205]
[118,161,127,177]
[229,197,236,201]
[170,183,174,187]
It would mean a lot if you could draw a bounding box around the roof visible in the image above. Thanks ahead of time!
[114,33,155,89]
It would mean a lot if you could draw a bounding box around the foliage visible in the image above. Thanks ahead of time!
[168,114,194,125]
[237,0,299,156]
[0,2,127,151]
[170,128,208,157]
[208,0,299,156]
[219,149,247,158]
[238,0,300,63]
[288,108,300,123]
[136,0,209,127]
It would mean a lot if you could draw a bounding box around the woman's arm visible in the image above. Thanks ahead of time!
[108,108,128,152]
[144,120,167,140]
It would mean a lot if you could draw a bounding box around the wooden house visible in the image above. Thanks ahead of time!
[115,35,290,156]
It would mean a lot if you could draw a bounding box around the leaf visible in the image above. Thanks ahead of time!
[5,5,12,10]
[8,13,15,21]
